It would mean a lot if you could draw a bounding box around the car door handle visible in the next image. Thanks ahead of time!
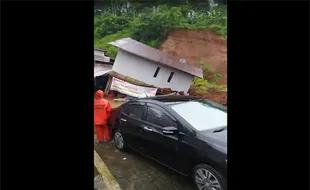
[143,126,153,132]
[120,118,127,122]
[162,130,174,134]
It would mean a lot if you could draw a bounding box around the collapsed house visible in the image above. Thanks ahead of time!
[94,38,203,98]
[94,49,114,92]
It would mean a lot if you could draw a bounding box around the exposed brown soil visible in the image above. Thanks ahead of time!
[159,29,227,105]
[204,90,227,107]
[189,87,227,107]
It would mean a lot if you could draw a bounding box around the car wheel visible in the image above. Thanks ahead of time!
[113,129,126,151]
[193,164,226,190]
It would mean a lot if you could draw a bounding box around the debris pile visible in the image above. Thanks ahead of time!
[156,88,185,96]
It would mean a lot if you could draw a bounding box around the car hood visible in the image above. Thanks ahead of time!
[198,129,227,154]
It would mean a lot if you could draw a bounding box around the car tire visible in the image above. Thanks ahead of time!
[193,164,226,190]
[113,129,126,151]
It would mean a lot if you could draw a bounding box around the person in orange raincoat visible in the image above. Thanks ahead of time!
[94,90,112,143]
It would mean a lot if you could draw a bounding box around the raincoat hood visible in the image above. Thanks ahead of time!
[95,90,104,99]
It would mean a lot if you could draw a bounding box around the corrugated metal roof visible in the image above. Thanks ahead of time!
[94,64,112,77]
[94,48,106,53]
[109,38,203,78]
[94,55,111,63]
[94,70,112,77]
[94,50,105,57]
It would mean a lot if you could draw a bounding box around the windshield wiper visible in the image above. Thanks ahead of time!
[213,127,227,133]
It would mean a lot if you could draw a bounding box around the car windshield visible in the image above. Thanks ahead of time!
[170,101,227,131]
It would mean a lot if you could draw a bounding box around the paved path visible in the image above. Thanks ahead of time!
[94,149,121,190]
[94,174,108,190]
[94,140,195,190]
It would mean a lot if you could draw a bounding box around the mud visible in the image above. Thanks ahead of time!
[160,29,227,105]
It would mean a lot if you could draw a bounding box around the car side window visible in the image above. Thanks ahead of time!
[122,104,144,119]
[146,107,177,128]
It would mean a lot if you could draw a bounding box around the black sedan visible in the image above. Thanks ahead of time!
[111,95,227,190]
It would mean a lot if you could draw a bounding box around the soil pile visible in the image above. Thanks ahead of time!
[159,29,227,105]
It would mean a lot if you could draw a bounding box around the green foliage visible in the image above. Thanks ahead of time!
[192,77,227,93]
[94,5,227,57]
[192,60,225,93]
[212,73,222,83]
[199,60,205,68]
[94,29,133,57]
[199,60,214,80]
[94,12,130,39]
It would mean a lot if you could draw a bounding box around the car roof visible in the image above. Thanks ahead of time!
[124,95,198,107]
[127,95,226,111]
[139,95,201,102]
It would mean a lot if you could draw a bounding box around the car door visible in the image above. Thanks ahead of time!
[172,124,198,175]
[140,103,180,169]
[117,102,146,150]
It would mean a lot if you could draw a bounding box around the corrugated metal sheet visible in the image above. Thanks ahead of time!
[109,38,203,78]
[94,48,106,52]
[94,50,105,56]
[94,64,112,77]
[94,49,115,64]
[94,55,111,63]
[95,70,112,77]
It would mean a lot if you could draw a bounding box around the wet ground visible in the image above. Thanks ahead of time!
[94,174,108,190]
[95,141,196,190]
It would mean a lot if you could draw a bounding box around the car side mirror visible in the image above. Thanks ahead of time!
[162,126,178,135]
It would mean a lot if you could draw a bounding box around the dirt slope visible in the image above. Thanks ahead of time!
[159,29,227,105]
[160,29,227,85]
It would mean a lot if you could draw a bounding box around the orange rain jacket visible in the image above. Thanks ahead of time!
[94,90,112,125]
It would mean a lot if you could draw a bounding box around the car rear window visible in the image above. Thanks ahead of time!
[170,101,227,131]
